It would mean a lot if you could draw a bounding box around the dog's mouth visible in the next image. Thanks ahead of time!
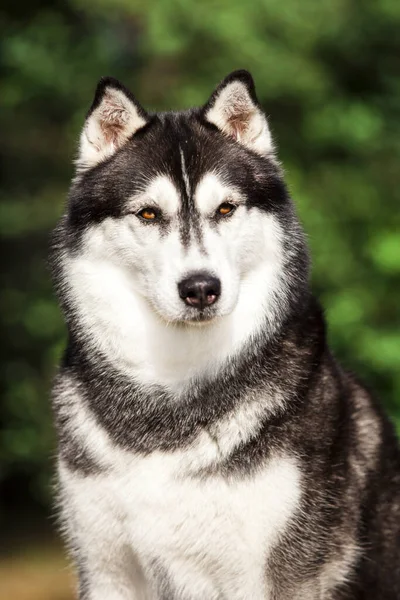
[149,298,221,327]
[185,311,218,325]
[179,304,221,325]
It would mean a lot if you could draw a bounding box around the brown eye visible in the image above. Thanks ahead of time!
[217,202,236,217]
[138,207,158,221]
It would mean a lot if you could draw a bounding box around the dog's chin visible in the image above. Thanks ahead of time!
[154,306,224,328]
[182,312,219,327]
[172,311,220,327]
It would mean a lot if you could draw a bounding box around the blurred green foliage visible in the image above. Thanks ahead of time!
[1,0,399,514]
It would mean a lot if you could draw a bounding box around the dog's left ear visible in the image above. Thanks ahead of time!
[76,77,149,172]
[203,70,273,156]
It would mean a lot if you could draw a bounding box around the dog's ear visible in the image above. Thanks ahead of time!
[76,77,149,172]
[203,70,273,156]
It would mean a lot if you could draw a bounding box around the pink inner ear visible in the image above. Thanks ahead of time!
[99,92,130,146]
[227,112,250,140]
[100,118,125,147]
[223,94,254,140]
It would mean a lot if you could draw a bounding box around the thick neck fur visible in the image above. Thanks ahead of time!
[60,292,324,454]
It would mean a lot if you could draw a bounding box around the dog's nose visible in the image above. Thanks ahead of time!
[178,273,221,310]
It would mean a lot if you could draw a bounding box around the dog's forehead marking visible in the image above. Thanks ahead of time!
[179,146,191,199]
[177,143,204,250]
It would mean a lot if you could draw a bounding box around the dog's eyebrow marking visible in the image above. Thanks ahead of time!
[180,146,191,198]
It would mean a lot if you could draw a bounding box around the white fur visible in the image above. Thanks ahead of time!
[63,172,287,391]
[179,147,191,198]
[206,80,273,155]
[59,392,302,599]
[77,86,146,172]
[59,169,300,598]
[195,172,244,215]
[126,174,181,216]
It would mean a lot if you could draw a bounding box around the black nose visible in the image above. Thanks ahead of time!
[178,272,221,310]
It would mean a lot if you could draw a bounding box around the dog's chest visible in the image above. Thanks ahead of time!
[67,448,301,599]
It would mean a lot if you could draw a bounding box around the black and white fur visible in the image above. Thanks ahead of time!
[50,71,400,599]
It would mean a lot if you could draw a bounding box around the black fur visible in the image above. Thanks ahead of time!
[51,71,400,599]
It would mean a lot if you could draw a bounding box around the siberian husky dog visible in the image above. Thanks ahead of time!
[50,71,400,599]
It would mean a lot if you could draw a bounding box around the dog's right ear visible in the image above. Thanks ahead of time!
[203,70,274,156]
[76,77,149,172]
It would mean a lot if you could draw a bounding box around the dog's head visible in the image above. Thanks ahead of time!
[52,71,309,371]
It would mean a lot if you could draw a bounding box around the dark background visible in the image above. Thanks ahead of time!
[1,0,399,597]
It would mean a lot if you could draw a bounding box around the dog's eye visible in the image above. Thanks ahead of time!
[217,202,236,217]
[137,207,158,221]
